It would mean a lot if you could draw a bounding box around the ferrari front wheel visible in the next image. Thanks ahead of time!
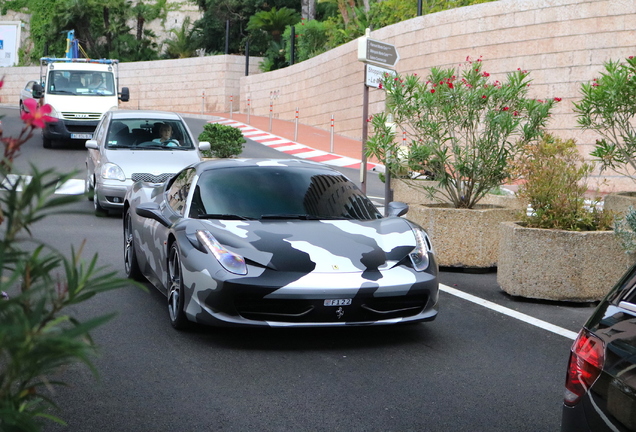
[124,209,143,281]
[168,243,189,330]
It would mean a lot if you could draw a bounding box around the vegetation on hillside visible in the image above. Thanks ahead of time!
[1,0,495,66]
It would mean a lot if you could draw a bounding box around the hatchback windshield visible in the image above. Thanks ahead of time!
[191,166,382,220]
[105,118,194,150]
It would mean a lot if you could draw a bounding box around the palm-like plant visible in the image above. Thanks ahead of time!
[163,16,201,59]
[247,7,300,43]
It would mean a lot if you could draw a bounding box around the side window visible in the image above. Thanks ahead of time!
[167,168,196,215]
[94,116,108,144]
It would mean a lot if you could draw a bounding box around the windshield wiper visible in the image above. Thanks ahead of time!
[197,213,254,220]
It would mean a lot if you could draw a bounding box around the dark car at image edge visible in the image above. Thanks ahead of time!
[562,264,636,431]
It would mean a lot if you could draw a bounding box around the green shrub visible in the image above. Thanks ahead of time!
[283,19,330,65]
[512,134,613,231]
[198,123,245,158]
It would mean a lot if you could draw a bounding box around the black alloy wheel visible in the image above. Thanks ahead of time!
[168,243,189,330]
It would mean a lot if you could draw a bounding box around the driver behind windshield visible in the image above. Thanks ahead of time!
[152,123,179,147]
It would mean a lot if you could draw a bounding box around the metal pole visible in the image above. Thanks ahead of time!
[269,100,273,132]
[418,0,423,16]
[361,68,369,194]
[290,26,296,66]
[294,108,299,142]
[245,40,250,76]
[225,20,230,54]
[330,115,334,153]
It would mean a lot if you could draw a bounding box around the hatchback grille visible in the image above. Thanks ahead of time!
[61,112,102,121]
[131,173,174,183]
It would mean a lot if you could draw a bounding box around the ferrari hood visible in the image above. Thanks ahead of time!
[194,218,420,273]
[105,149,201,178]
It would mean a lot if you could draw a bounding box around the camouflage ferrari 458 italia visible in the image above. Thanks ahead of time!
[123,158,439,330]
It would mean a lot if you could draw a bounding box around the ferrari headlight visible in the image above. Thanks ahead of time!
[196,230,247,275]
[101,162,126,181]
[409,227,432,272]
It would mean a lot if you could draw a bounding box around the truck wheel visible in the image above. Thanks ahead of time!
[43,136,52,149]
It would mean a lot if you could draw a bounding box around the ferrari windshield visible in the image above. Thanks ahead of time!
[192,166,382,220]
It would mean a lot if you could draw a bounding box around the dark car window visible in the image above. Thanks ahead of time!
[167,168,196,215]
[192,166,381,220]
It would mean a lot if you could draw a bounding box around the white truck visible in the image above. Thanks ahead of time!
[32,58,130,148]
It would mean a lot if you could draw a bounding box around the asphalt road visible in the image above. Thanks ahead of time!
[1,107,596,431]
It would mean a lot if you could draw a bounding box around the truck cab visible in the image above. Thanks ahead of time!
[32,58,130,148]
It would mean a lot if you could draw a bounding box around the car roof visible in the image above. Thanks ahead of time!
[109,110,183,121]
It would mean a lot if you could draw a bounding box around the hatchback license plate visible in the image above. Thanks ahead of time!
[324,299,352,306]
[71,133,93,139]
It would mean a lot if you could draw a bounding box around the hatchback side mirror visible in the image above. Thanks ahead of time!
[85,140,99,150]
[198,141,211,151]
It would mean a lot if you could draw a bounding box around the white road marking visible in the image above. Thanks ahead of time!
[1,175,85,195]
[440,283,579,340]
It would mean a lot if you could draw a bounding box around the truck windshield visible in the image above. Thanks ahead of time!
[47,71,115,96]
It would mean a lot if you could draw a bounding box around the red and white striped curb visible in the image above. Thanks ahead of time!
[209,118,384,172]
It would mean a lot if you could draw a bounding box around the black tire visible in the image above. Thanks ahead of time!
[123,209,144,281]
[85,169,94,201]
[167,243,189,330]
[43,135,52,149]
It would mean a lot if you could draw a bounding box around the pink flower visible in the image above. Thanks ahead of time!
[378,83,383,89]
[431,89,435,94]
[447,82,454,89]
[502,107,509,111]
[482,72,490,77]
[21,99,57,129]
[482,95,487,99]
[554,97,562,102]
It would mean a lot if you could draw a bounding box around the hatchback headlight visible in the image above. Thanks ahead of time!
[101,162,125,181]
[409,227,433,272]
[196,230,247,275]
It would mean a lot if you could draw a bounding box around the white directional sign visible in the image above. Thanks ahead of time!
[358,36,400,69]
[365,64,397,88]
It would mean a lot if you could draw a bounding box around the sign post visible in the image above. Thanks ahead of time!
[357,29,399,202]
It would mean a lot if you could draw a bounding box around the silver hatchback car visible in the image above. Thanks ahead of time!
[85,110,210,215]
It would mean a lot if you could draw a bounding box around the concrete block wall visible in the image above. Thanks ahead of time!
[0,54,260,115]
[1,0,635,190]
[240,0,636,192]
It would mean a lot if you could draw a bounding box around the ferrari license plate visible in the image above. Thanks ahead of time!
[324,299,352,306]
[71,133,93,139]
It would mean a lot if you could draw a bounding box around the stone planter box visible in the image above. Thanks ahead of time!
[497,221,636,302]
[393,179,526,209]
[407,204,520,268]
[603,192,636,216]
